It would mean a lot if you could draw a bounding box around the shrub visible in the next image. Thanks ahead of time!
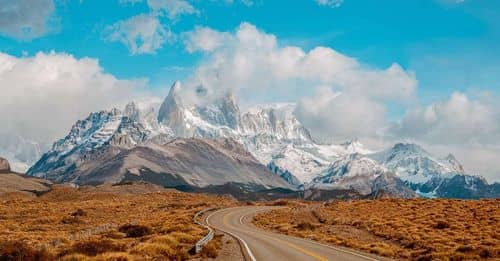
[312,209,327,224]
[415,254,433,261]
[103,231,126,239]
[61,216,81,224]
[149,235,179,247]
[60,253,87,261]
[433,220,450,229]
[169,232,198,244]
[455,245,474,253]
[369,246,394,257]
[65,239,125,256]
[163,223,200,234]
[71,209,87,217]
[478,247,493,258]
[200,243,218,258]
[96,252,133,261]
[0,241,54,261]
[295,222,316,231]
[118,224,152,238]
[271,200,289,206]
[131,243,175,258]
[448,253,467,261]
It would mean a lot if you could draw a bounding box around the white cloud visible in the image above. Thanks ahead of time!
[390,92,500,146]
[295,88,387,142]
[183,26,231,53]
[0,51,148,151]
[0,0,56,40]
[180,22,417,142]
[104,14,173,55]
[315,0,344,8]
[119,0,198,20]
[147,0,198,20]
[386,92,500,182]
[183,23,416,102]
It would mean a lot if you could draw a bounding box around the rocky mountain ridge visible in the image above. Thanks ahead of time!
[25,81,499,199]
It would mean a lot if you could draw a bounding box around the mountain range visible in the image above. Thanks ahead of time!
[24,82,499,199]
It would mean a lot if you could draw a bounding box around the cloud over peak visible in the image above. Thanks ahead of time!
[181,22,417,141]
[390,92,500,146]
[104,14,174,55]
[0,51,147,148]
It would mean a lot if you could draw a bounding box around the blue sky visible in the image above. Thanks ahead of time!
[1,0,500,180]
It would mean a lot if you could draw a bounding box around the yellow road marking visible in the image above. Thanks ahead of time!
[222,209,328,261]
[264,234,329,261]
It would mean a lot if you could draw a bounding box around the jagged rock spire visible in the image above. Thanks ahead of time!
[157,81,186,135]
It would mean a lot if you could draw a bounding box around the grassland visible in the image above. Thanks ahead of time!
[0,183,236,260]
[255,199,500,260]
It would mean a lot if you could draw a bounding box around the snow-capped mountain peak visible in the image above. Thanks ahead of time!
[443,153,465,173]
[308,153,387,194]
[27,102,175,178]
[25,80,499,199]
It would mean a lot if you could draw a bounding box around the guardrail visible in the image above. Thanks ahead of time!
[193,208,216,253]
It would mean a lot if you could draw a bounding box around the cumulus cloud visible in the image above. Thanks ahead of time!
[147,0,198,20]
[389,92,500,146]
[183,23,416,101]
[0,0,56,40]
[315,0,344,8]
[295,88,387,142]
[104,14,174,55]
[183,26,231,53]
[0,51,147,153]
[119,0,198,20]
[181,23,416,141]
[385,92,500,181]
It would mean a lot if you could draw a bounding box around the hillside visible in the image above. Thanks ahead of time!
[0,158,52,196]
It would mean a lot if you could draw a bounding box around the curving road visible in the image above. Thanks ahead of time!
[206,206,383,261]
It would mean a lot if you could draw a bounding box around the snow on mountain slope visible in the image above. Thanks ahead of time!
[25,81,499,198]
[268,144,330,184]
[156,82,327,184]
[364,143,499,198]
[26,81,378,186]
[27,102,174,179]
[308,153,387,194]
[44,137,292,189]
[368,143,459,184]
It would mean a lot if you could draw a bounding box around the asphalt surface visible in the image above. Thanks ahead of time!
[206,206,383,261]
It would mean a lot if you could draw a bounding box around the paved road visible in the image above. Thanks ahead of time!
[206,206,383,261]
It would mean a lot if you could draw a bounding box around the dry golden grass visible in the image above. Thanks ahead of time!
[254,198,500,260]
[200,234,222,259]
[0,183,236,260]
